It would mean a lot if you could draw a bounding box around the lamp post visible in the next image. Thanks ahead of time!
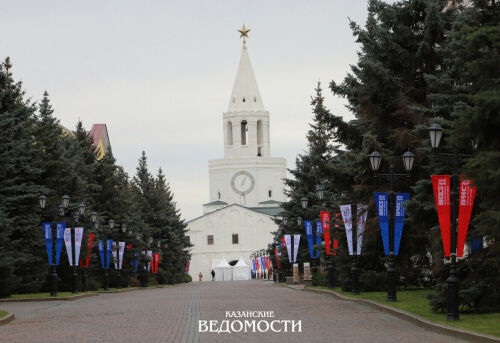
[369,150,415,301]
[427,122,473,321]
[81,211,98,292]
[39,195,70,297]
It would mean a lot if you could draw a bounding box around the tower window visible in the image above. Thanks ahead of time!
[218,192,221,199]
[257,120,263,145]
[207,235,214,245]
[257,147,262,157]
[253,97,257,102]
[232,234,239,244]
[242,97,246,102]
[268,190,272,198]
[241,120,248,145]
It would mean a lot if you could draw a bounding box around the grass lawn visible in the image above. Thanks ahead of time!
[5,292,89,299]
[312,286,500,337]
[0,310,8,318]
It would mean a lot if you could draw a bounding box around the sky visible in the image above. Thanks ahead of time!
[1,1,382,221]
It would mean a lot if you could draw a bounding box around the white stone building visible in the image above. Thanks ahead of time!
[186,32,286,281]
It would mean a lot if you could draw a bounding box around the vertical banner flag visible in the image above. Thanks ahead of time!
[118,242,125,269]
[304,220,314,258]
[134,252,139,273]
[55,222,65,265]
[261,256,265,270]
[64,228,73,266]
[74,227,83,267]
[374,192,390,255]
[251,259,255,272]
[98,240,105,269]
[320,211,331,255]
[340,205,353,255]
[357,205,368,255]
[274,248,280,269]
[431,175,451,257]
[42,223,53,265]
[186,259,190,273]
[293,234,301,263]
[394,193,410,256]
[112,242,118,269]
[315,221,322,258]
[284,234,292,263]
[458,177,476,257]
[106,240,113,270]
[147,250,153,272]
[154,254,160,273]
[83,233,95,268]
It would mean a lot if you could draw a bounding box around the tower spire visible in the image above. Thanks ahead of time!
[227,25,264,112]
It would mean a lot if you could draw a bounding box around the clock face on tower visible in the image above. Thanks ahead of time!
[231,170,255,196]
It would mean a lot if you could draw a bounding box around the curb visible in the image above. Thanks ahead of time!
[296,286,499,343]
[0,313,15,326]
[0,293,99,303]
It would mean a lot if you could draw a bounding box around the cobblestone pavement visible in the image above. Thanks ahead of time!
[0,281,470,343]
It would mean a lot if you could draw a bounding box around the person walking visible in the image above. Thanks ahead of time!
[211,269,215,281]
[198,272,203,282]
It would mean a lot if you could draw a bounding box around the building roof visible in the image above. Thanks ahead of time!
[258,200,282,205]
[227,45,265,112]
[202,200,228,206]
[89,124,112,159]
[187,203,283,224]
[248,207,284,217]
[89,124,106,147]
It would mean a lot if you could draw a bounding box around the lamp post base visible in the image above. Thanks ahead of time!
[387,254,397,302]
[312,260,318,286]
[447,255,460,321]
[81,269,88,292]
[104,270,110,291]
[50,265,58,297]
[71,266,78,293]
[327,255,335,289]
[351,255,360,295]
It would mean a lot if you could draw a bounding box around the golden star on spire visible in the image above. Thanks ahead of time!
[237,24,250,47]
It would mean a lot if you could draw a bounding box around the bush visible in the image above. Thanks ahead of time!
[129,277,140,287]
[87,279,101,291]
[184,273,192,283]
[359,270,386,291]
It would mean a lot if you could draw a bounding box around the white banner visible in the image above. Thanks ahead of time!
[118,242,125,270]
[340,205,353,255]
[357,204,368,255]
[112,242,118,269]
[284,234,292,263]
[147,250,153,271]
[74,227,84,266]
[293,234,300,263]
[64,228,73,266]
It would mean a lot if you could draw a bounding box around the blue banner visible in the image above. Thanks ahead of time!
[304,220,314,258]
[315,221,322,258]
[55,222,65,266]
[106,239,113,270]
[394,193,410,256]
[261,256,265,270]
[42,223,53,265]
[98,240,105,269]
[251,259,255,271]
[134,252,139,273]
[374,192,390,256]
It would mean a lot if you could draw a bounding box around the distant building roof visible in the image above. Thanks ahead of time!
[89,124,112,159]
[249,207,284,216]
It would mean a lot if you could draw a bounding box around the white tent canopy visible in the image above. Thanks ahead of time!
[232,257,251,280]
[214,258,232,281]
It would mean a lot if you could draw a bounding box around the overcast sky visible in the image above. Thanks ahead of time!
[1,1,386,220]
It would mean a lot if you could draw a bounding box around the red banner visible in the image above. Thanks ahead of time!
[320,211,331,255]
[333,238,338,256]
[432,175,451,257]
[151,253,160,274]
[281,236,286,247]
[79,233,95,268]
[457,177,476,257]
[274,248,280,269]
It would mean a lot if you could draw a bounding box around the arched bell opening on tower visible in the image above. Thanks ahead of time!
[241,120,248,145]
[227,121,233,145]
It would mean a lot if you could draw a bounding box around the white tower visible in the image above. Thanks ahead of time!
[204,26,287,213]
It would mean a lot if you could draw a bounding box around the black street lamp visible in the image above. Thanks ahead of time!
[369,150,415,301]
[427,122,473,321]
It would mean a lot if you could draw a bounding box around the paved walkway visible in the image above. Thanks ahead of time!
[0,281,470,343]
